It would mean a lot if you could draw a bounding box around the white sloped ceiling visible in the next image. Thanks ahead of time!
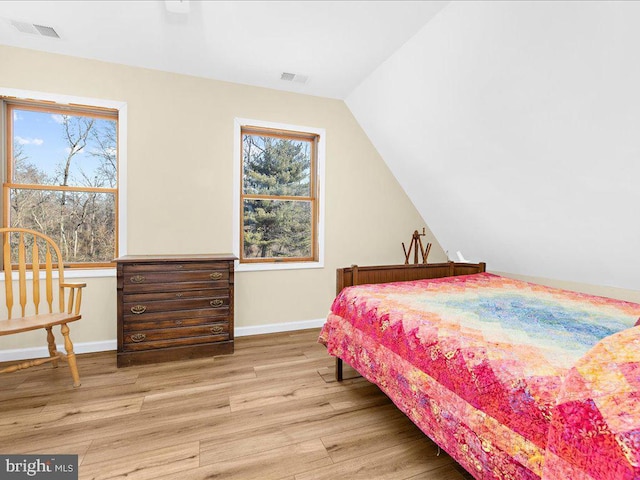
[346,1,640,290]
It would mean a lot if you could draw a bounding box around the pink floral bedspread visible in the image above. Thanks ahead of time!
[318,273,640,479]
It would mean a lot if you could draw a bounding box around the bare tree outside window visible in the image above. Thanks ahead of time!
[5,103,118,266]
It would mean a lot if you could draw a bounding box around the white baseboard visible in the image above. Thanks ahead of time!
[235,318,326,337]
[0,318,327,362]
[0,340,117,363]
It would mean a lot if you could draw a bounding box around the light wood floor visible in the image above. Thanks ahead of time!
[0,329,474,480]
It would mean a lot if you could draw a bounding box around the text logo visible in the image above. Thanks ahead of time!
[1,455,78,479]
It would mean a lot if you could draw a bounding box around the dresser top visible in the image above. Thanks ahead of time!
[114,254,237,263]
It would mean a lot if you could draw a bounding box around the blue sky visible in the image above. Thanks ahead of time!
[12,108,115,186]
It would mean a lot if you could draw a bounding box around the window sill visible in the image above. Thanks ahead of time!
[64,268,116,279]
[4,268,115,281]
[235,261,324,273]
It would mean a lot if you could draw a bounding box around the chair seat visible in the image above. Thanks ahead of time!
[0,312,82,336]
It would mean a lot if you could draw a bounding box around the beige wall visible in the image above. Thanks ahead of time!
[0,45,444,353]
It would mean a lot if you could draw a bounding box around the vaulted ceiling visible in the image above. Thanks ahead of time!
[0,0,447,99]
[1,1,638,291]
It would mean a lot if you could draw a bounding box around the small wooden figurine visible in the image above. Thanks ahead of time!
[402,228,431,264]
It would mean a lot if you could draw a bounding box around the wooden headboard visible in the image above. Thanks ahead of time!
[336,261,486,295]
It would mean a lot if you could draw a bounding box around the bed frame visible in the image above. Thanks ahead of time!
[333,261,486,380]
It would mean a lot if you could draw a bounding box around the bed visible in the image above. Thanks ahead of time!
[318,262,640,480]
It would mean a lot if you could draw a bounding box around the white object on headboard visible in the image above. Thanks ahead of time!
[456,251,469,263]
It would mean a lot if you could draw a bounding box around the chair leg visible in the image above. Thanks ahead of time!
[60,323,81,387]
[45,327,59,368]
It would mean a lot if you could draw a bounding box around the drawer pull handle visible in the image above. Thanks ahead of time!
[176,292,183,298]
[175,320,183,326]
[210,326,224,334]
[210,299,224,308]
[175,264,183,269]
[131,305,147,314]
[131,275,145,284]
[131,333,146,343]
[210,272,223,280]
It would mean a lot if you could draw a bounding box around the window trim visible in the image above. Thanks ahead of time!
[0,87,127,273]
[233,118,325,272]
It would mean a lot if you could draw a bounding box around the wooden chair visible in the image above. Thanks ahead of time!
[0,228,86,387]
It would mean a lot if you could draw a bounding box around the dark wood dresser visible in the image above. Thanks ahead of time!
[115,254,236,367]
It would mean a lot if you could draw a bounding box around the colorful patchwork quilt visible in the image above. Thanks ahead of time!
[318,273,640,479]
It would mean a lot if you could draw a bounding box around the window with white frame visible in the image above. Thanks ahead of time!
[2,96,120,268]
[234,119,325,270]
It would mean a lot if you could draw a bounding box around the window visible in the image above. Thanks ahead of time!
[2,98,119,268]
[234,119,325,270]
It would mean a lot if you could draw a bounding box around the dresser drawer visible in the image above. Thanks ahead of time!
[123,315,229,332]
[122,307,229,326]
[124,262,223,272]
[123,288,225,303]
[124,295,229,316]
[122,268,229,292]
[122,323,230,352]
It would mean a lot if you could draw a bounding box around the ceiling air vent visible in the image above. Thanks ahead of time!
[34,24,60,38]
[10,20,60,38]
[280,72,309,84]
[10,20,38,35]
[165,0,190,14]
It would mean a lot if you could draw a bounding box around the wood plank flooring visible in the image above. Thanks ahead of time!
[0,329,474,480]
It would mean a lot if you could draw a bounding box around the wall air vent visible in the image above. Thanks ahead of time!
[10,20,60,38]
[280,72,309,84]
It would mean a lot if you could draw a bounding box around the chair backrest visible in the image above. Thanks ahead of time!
[0,228,66,319]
